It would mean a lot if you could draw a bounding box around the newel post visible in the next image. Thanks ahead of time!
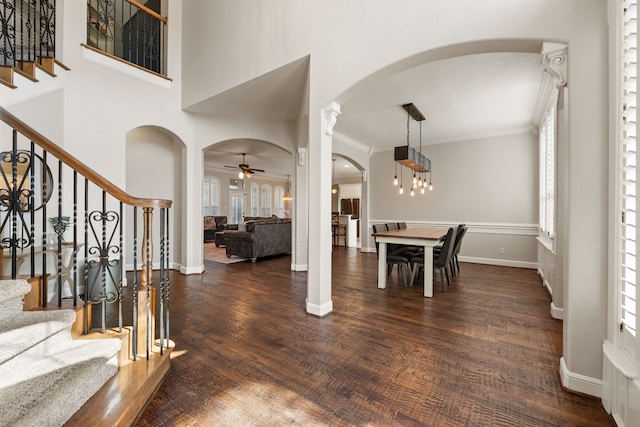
[135,207,155,359]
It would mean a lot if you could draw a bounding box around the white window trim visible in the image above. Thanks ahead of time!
[274,185,285,217]
[538,90,558,250]
[203,175,220,216]
[251,183,259,217]
[260,184,272,217]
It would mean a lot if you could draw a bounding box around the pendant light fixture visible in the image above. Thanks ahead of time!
[332,158,338,194]
[283,174,293,201]
[393,103,432,195]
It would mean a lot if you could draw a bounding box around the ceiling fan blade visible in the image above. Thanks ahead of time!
[224,165,237,169]
[250,168,265,173]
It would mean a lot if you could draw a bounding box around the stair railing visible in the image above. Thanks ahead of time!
[0,0,56,67]
[0,105,171,360]
[86,0,167,76]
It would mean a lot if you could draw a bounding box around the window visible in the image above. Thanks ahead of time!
[620,0,638,345]
[203,176,220,216]
[274,185,285,217]
[260,184,272,216]
[539,101,556,240]
[251,183,259,216]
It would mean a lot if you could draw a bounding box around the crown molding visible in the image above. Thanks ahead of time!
[332,131,371,153]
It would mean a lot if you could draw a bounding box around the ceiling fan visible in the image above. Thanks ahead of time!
[224,153,265,178]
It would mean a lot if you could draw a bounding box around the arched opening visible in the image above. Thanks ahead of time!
[125,126,185,271]
[201,138,293,265]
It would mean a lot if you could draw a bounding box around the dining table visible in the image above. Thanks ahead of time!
[372,226,448,297]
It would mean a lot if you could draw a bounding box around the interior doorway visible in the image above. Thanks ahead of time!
[229,191,245,224]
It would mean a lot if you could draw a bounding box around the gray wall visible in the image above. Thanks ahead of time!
[367,131,538,266]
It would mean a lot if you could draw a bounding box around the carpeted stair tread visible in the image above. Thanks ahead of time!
[0,310,76,364]
[0,280,31,319]
[0,352,119,427]
[0,337,121,388]
[0,280,125,426]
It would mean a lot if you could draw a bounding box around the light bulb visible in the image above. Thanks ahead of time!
[420,187,425,194]
[393,175,398,186]
[412,174,417,185]
[410,187,414,197]
[239,171,244,179]
[429,182,433,191]
[246,171,252,178]
[399,186,404,195]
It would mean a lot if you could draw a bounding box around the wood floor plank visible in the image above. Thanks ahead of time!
[137,247,614,426]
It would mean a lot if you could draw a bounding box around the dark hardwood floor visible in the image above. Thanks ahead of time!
[137,246,614,426]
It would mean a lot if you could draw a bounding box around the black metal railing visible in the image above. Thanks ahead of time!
[87,0,167,76]
[0,0,56,67]
[0,105,172,360]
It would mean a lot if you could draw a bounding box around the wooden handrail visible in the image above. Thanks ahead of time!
[125,0,167,24]
[0,105,172,209]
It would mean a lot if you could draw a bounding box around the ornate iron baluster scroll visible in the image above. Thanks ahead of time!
[86,190,121,334]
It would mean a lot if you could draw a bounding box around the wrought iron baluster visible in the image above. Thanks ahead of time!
[40,0,55,58]
[83,177,89,334]
[30,0,35,61]
[29,141,35,278]
[0,0,16,67]
[118,201,123,333]
[165,207,170,346]
[10,130,18,278]
[100,190,106,333]
[41,149,47,307]
[159,207,164,355]
[56,159,62,307]
[132,206,138,360]
[73,169,77,307]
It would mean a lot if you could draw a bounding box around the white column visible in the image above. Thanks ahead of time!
[292,147,308,271]
[306,102,340,316]
[181,144,204,275]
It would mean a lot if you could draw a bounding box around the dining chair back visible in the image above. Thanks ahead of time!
[450,224,467,276]
[372,223,411,286]
[410,227,457,291]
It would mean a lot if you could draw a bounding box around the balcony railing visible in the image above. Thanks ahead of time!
[0,0,56,67]
[86,0,167,76]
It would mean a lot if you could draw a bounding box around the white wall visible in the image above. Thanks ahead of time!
[367,132,538,266]
[182,0,608,396]
[125,127,183,271]
[0,0,610,401]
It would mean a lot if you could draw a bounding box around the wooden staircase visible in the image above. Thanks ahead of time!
[0,56,70,89]
[0,99,173,423]
[0,257,173,425]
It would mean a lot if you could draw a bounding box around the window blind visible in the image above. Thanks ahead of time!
[621,0,637,338]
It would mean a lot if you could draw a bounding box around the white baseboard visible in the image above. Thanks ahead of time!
[360,246,376,253]
[291,264,308,271]
[180,265,204,275]
[458,256,537,269]
[306,298,333,317]
[559,356,602,398]
[550,302,564,319]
